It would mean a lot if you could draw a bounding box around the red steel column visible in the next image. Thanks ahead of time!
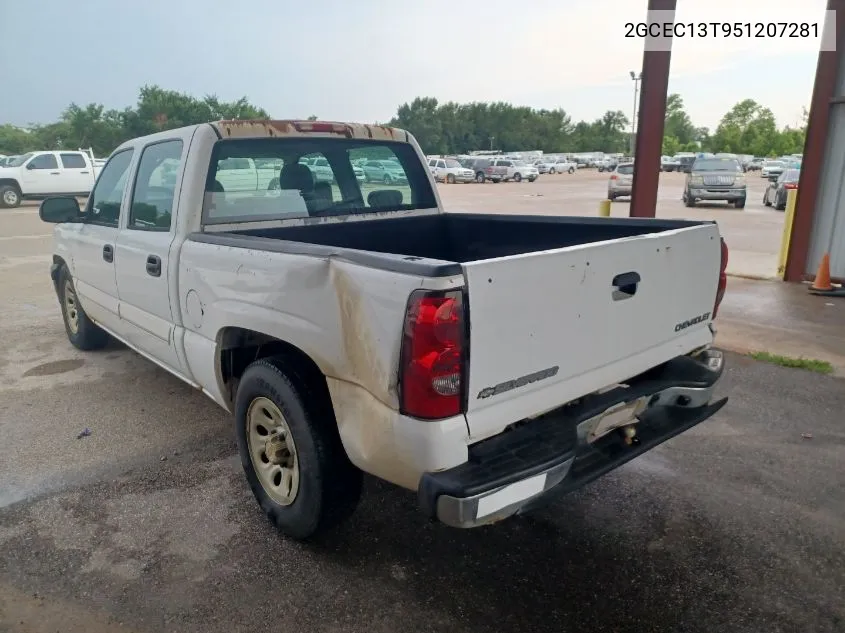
[784,1,845,282]
[630,0,676,218]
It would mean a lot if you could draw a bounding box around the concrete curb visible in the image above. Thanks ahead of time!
[725,272,779,282]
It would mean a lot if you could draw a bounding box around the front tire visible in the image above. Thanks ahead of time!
[735,197,746,209]
[568,167,575,174]
[235,357,362,540]
[446,173,456,184]
[57,266,109,351]
[0,185,22,208]
[476,172,485,183]
[684,190,696,207]
[549,168,556,174]
[514,173,522,183]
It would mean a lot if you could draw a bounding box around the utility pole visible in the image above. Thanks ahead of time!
[489,136,495,150]
[630,71,642,156]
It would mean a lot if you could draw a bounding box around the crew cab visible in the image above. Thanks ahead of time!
[0,150,102,208]
[39,119,729,540]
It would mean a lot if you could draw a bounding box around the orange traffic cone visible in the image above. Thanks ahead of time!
[810,252,833,292]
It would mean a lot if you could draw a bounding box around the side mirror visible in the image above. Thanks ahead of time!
[39,196,82,223]
[26,162,37,170]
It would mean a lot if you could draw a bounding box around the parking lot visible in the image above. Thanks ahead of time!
[437,169,785,279]
[2,171,843,633]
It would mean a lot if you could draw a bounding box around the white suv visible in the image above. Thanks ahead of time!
[491,158,539,183]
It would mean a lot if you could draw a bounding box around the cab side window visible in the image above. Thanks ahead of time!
[86,149,134,227]
[129,140,184,231]
[28,154,58,170]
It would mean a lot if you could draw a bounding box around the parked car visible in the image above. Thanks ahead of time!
[490,158,538,182]
[744,157,764,172]
[429,157,474,184]
[760,160,786,179]
[363,159,408,185]
[683,157,746,208]
[678,156,696,173]
[0,150,101,208]
[763,168,800,210]
[463,158,505,183]
[38,118,728,541]
[596,157,618,173]
[607,162,634,201]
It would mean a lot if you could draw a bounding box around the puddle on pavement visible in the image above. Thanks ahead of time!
[22,359,85,377]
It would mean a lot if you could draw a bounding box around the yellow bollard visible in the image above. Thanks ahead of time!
[598,199,611,217]
[776,188,798,279]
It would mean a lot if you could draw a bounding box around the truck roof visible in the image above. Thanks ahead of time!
[211,119,412,143]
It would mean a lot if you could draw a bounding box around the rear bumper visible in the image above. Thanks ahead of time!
[418,349,726,528]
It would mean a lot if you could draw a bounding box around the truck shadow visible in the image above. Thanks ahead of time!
[303,475,745,633]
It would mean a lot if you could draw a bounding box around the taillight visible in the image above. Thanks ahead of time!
[400,289,465,419]
[785,183,798,190]
[713,238,728,319]
[485,167,493,173]
[293,121,347,133]
[610,174,618,180]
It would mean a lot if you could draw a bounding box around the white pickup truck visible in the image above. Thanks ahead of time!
[0,150,102,208]
[39,119,729,540]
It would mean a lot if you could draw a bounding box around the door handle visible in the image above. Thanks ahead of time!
[102,244,114,263]
[50,172,60,175]
[612,271,640,300]
[80,171,89,174]
[146,255,162,277]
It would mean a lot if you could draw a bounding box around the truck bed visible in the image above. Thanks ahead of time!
[215,213,710,269]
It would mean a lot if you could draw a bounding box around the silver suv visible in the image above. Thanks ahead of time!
[607,162,633,201]
[683,157,746,209]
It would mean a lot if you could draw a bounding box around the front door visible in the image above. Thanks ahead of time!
[71,149,135,332]
[21,153,62,195]
[114,138,185,373]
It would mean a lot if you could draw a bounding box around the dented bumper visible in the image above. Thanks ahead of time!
[418,350,727,528]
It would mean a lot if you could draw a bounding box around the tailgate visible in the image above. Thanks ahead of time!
[462,223,722,440]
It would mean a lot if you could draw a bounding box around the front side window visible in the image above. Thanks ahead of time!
[203,137,435,224]
[86,149,134,227]
[28,154,58,170]
[128,140,183,231]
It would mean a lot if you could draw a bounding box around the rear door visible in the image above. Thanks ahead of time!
[59,152,94,193]
[461,223,722,440]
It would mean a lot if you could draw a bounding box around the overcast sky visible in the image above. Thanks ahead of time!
[0,0,829,131]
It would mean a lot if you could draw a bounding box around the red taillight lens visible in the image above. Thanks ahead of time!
[610,174,618,180]
[713,238,728,319]
[400,289,465,420]
[485,167,493,173]
[785,183,798,189]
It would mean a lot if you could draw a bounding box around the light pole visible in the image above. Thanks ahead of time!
[630,71,642,156]
[489,136,495,150]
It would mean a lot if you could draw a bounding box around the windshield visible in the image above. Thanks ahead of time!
[444,159,461,168]
[766,161,785,167]
[204,137,435,225]
[616,164,634,175]
[693,158,739,171]
[6,153,32,167]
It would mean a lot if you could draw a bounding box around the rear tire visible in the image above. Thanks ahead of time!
[57,266,110,351]
[235,357,362,541]
[775,194,785,211]
[514,173,522,183]
[568,167,575,174]
[763,192,772,207]
[476,172,485,183]
[550,168,556,174]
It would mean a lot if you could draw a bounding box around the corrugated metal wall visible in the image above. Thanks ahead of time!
[808,45,845,279]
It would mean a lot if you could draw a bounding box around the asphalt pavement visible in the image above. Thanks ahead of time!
[1,176,843,633]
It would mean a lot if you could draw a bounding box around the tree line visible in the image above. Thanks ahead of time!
[0,85,806,160]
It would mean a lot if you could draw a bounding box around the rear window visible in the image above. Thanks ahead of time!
[203,137,436,224]
[784,169,801,181]
[693,158,739,171]
[616,164,634,175]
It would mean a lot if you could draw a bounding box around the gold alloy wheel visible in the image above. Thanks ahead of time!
[64,280,80,334]
[246,397,300,506]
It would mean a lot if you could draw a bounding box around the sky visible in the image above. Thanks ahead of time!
[0,0,830,132]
